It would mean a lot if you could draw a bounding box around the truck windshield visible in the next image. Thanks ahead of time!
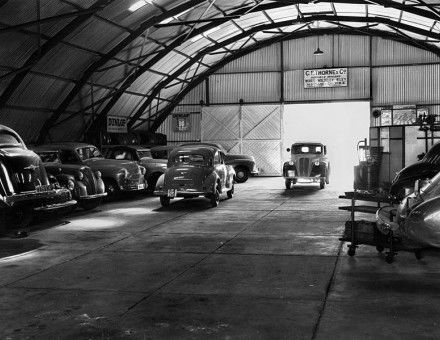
[292,145,322,154]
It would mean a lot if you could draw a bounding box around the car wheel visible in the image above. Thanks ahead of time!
[227,184,234,199]
[210,188,220,207]
[80,198,102,211]
[160,196,170,207]
[234,166,249,183]
[320,178,325,189]
[285,179,292,189]
[103,179,119,201]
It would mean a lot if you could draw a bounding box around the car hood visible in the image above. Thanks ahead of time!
[44,162,88,176]
[0,147,49,186]
[390,162,440,195]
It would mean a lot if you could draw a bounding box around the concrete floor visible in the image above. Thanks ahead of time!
[1,177,439,339]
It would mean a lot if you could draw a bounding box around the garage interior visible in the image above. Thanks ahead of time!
[1,0,440,339]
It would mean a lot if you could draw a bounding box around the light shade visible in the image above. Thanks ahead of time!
[314,47,324,55]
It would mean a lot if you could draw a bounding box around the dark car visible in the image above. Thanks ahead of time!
[37,143,147,200]
[32,147,107,210]
[0,125,76,229]
[390,142,440,198]
[104,145,167,190]
[283,142,330,189]
[180,142,258,183]
[154,145,235,207]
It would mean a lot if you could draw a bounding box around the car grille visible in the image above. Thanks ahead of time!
[11,169,40,192]
[81,167,97,194]
[298,158,310,177]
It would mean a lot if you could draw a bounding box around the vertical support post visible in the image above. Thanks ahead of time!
[279,41,284,103]
[205,78,210,106]
[239,100,243,154]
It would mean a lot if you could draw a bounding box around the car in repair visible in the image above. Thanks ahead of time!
[32,146,107,210]
[180,142,258,183]
[104,145,167,190]
[283,142,330,189]
[390,142,440,199]
[37,143,146,200]
[0,125,76,230]
[154,145,235,208]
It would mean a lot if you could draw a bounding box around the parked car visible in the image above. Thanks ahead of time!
[0,125,76,229]
[36,143,146,200]
[150,145,176,160]
[154,145,235,207]
[103,145,167,190]
[390,142,440,199]
[180,142,258,183]
[283,142,330,189]
[31,147,107,210]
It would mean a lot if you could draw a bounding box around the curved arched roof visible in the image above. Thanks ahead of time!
[0,0,439,142]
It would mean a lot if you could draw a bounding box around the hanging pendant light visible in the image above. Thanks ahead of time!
[314,35,324,56]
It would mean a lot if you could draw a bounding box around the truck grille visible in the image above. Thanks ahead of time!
[298,158,310,177]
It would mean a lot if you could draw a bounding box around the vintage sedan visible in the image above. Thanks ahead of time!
[37,143,146,200]
[104,145,167,190]
[32,147,107,210]
[154,145,235,207]
[390,142,440,199]
[0,125,76,229]
[180,142,259,183]
[283,142,330,189]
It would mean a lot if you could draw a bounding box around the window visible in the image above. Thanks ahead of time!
[214,151,221,164]
[113,150,132,160]
[60,150,79,163]
[38,152,60,163]
[173,153,205,165]
[137,149,152,159]
[76,147,103,160]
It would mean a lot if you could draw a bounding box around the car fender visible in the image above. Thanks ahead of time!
[155,173,165,191]
[204,172,219,192]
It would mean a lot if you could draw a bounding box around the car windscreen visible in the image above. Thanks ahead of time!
[38,151,60,163]
[137,150,152,159]
[423,144,440,164]
[76,147,103,160]
[0,132,21,147]
[171,153,205,166]
[292,145,322,154]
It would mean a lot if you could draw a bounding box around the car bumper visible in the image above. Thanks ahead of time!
[120,183,146,192]
[3,188,77,211]
[33,199,77,211]
[79,192,108,200]
[284,176,323,183]
[154,189,209,197]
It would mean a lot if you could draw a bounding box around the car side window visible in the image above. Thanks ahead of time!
[219,152,225,164]
[114,149,130,160]
[60,150,79,163]
[214,151,221,165]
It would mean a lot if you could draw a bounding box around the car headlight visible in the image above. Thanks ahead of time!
[75,171,84,181]
[94,170,102,178]
[67,179,75,191]
[119,168,128,178]
[139,166,146,176]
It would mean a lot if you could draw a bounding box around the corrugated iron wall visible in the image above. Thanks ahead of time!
[158,34,440,153]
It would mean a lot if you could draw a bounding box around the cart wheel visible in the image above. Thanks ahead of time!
[385,253,394,264]
[415,250,423,260]
[347,246,356,257]
[376,245,384,253]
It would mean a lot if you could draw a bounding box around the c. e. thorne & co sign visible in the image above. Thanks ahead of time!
[304,68,348,88]
[107,116,127,133]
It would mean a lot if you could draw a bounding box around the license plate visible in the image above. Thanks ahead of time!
[138,183,145,190]
[36,184,53,193]
[167,189,177,198]
[287,170,295,177]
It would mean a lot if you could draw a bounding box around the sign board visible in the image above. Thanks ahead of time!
[304,68,348,88]
[107,116,128,133]
[173,114,191,132]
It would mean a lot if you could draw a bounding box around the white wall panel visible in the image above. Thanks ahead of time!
[210,72,281,104]
[284,67,370,101]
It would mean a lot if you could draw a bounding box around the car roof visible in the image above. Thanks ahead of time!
[169,145,217,158]
[104,145,151,151]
